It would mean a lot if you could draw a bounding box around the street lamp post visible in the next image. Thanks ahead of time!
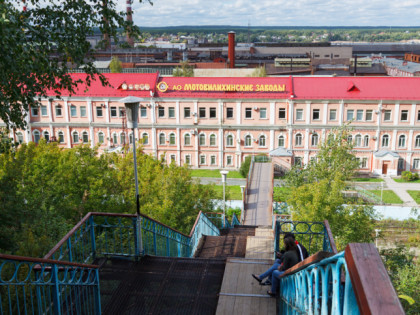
[220,170,229,227]
[121,96,144,257]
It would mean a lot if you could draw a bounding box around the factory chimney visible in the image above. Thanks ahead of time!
[228,31,235,69]
[126,0,134,47]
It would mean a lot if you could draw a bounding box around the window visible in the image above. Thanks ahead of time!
[312,109,320,120]
[260,108,267,119]
[294,157,302,166]
[58,131,64,143]
[129,134,134,145]
[278,108,286,119]
[159,133,165,145]
[184,133,191,145]
[185,155,191,165]
[43,131,50,142]
[120,133,126,145]
[98,132,104,144]
[200,155,206,165]
[82,131,89,143]
[311,133,318,146]
[259,135,266,147]
[158,107,165,118]
[278,135,285,147]
[169,133,176,145]
[210,134,216,146]
[112,133,117,145]
[96,106,103,117]
[227,156,233,166]
[418,110,420,121]
[110,107,117,117]
[140,107,147,118]
[170,155,176,162]
[356,110,363,121]
[210,107,216,118]
[226,135,233,146]
[365,110,373,121]
[401,110,408,121]
[119,107,125,117]
[364,135,369,147]
[226,107,233,119]
[347,135,353,144]
[142,133,149,145]
[295,133,302,146]
[413,159,420,169]
[245,135,252,147]
[398,158,404,170]
[355,135,362,147]
[184,107,191,118]
[296,109,303,120]
[359,157,368,168]
[80,106,87,117]
[16,132,24,144]
[168,107,175,118]
[55,105,62,117]
[31,107,39,116]
[329,109,337,121]
[72,131,79,143]
[382,135,389,147]
[398,135,406,148]
[347,110,354,121]
[199,134,206,145]
[245,108,252,119]
[415,135,420,148]
[210,155,216,165]
[70,105,77,117]
[199,107,206,118]
[384,110,391,121]
[41,105,48,116]
[33,130,40,143]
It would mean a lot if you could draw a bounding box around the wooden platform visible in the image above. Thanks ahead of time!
[245,228,274,260]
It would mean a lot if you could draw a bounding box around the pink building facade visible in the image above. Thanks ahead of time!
[5,74,420,176]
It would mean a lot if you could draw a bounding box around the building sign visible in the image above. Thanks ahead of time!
[156,82,287,93]
[121,83,151,91]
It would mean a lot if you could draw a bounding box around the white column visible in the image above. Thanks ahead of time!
[87,100,93,123]
[194,101,198,124]
[176,127,181,166]
[90,127,95,148]
[48,99,53,122]
[406,153,412,171]
[408,130,414,151]
[321,128,326,141]
[270,102,275,125]
[410,103,416,125]
[375,129,380,151]
[152,127,157,158]
[306,102,311,124]
[66,126,71,148]
[176,101,180,125]
[107,127,111,147]
[305,128,310,150]
[394,103,400,126]
[219,100,223,124]
[151,101,156,124]
[195,131,199,167]
[323,103,328,124]
[288,128,293,149]
[391,130,397,150]
[236,102,241,125]
[64,98,69,122]
[219,128,224,168]
[236,129,241,151]
[339,101,344,125]
[288,100,294,125]
[270,129,274,151]
[105,100,110,123]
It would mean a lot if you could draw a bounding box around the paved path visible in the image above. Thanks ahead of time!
[382,177,419,207]
[244,163,273,226]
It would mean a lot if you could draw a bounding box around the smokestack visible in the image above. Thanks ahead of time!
[228,31,235,69]
[126,0,134,47]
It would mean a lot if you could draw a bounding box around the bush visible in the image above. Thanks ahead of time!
[401,171,419,181]
[240,156,252,177]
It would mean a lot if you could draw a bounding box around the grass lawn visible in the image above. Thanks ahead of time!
[393,178,420,183]
[191,169,244,178]
[407,190,420,204]
[210,185,243,200]
[350,177,383,182]
[368,190,403,204]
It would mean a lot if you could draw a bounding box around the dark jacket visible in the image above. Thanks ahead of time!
[279,249,299,271]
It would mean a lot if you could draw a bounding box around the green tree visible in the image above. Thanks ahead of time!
[173,60,194,77]
[250,66,267,77]
[0,0,150,129]
[109,56,123,73]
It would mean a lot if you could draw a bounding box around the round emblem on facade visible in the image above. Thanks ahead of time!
[157,82,168,93]
[121,83,128,90]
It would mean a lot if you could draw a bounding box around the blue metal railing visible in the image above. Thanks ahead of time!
[231,213,241,227]
[205,212,243,229]
[0,254,100,315]
[278,251,359,314]
[188,212,221,257]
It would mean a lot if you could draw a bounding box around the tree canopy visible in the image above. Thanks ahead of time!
[0,0,149,129]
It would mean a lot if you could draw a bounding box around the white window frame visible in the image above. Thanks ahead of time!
[400,110,408,121]
[168,107,175,118]
[210,155,216,165]
[355,134,362,147]
[329,109,337,121]
[72,131,79,143]
[41,105,48,116]
[226,155,233,166]
[384,110,392,122]
[82,131,89,144]
[259,135,266,147]
[58,131,65,143]
[140,106,147,118]
[199,133,206,146]
[110,106,117,118]
[347,110,354,121]
[185,155,191,165]
[415,135,420,148]
[245,135,252,147]
[296,109,303,121]
[169,133,176,145]
[33,130,40,143]
[43,131,50,142]
[356,110,363,121]
[55,105,62,117]
[260,108,267,119]
[31,107,39,117]
[200,155,206,165]
[365,110,373,121]
[184,133,191,146]
[312,109,320,120]
[98,132,105,144]
[70,105,77,117]
[96,106,103,117]
[413,159,420,169]
[311,133,318,146]
[159,133,166,145]
[142,132,149,145]
[278,135,285,147]
[295,133,303,146]
[226,134,233,147]
[278,108,286,119]
[364,135,369,147]
[382,135,389,147]
[210,134,217,146]
[398,135,406,148]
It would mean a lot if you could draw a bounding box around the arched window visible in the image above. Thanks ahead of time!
[142,133,149,145]
[16,132,24,144]
[98,132,104,144]
[169,133,176,145]
[415,135,420,148]
[398,135,406,148]
[82,131,89,143]
[259,135,266,147]
[58,131,64,143]
[159,133,165,145]
[278,135,285,147]
[184,133,191,145]
[112,133,118,145]
[295,133,302,146]
[129,133,133,144]
[43,131,50,142]
[72,131,79,143]
[311,133,318,146]
[364,135,369,147]
[347,135,353,144]
[199,134,206,146]
[120,133,126,145]
[355,134,362,147]
[210,134,216,146]
[33,130,40,143]
[327,133,335,145]
[382,135,389,147]
[226,135,233,146]
[245,135,252,147]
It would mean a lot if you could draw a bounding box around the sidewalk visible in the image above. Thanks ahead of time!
[382,177,419,207]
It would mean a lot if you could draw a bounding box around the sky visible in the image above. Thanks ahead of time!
[118,0,420,27]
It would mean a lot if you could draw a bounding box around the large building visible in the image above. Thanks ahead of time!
[5,73,420,176]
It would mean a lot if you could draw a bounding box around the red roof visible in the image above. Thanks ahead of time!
[46,73,420,101]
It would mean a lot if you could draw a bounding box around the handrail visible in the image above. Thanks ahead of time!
[231,213,240,226]
[323,219,338,254]
[0,253,98,269]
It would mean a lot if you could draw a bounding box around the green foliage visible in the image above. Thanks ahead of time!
[250,66,267,77]
[0,128,17,154]
[226,207,242,222]
[190,169,244,178]
[401,171,420,182]
[273,186,291,202]
[407,191,420,205]
[109,56,123,73]
[240,155,252,177]
[173,60,194,77]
